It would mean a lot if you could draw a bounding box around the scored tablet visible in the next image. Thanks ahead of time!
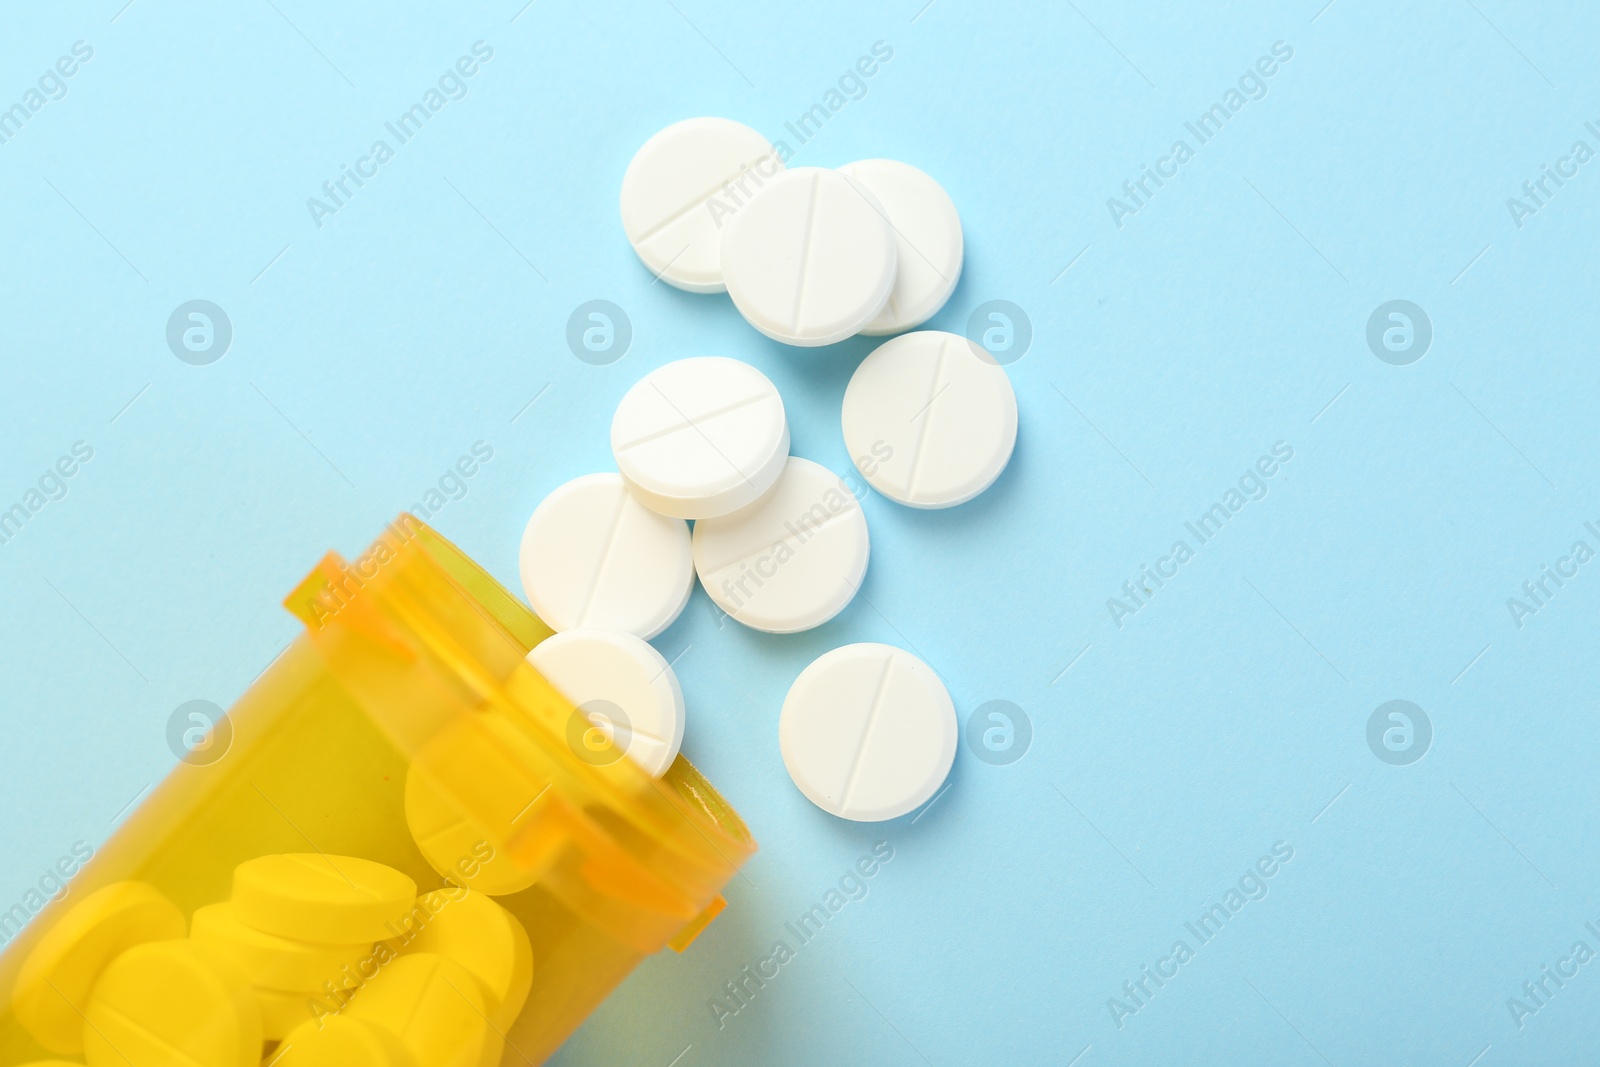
[620,117,784,293]
[842,331,1017,509]
[779,643,957,822]
[691,457,869,633]
[519,473,695,639]
[721,167,898,347]
[611,357,789,520]
[527,628,686,778]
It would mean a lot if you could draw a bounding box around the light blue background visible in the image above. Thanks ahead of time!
[3,1,1598,1064]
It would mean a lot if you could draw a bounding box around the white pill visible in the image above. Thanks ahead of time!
[519,473,693,639]
[838,160,963,336]
[611,357,790,520]
[691,457,868,633]
[619,118,785,293]
[841,331,1018,509]
[720,167,898,347]
[527,629,686,778]
[779,643,957,822]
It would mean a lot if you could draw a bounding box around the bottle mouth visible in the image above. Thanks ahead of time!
[286,515,755,954]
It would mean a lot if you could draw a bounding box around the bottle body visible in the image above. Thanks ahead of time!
[0,517,754,1065]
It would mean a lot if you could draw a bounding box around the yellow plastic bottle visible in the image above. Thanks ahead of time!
[0,517,756,1066]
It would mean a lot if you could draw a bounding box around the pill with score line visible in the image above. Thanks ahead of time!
[780,643,957,822]
[401,888,534,1054]
[82,939,263,1067]
[841,330,1017,509]
[519,473,695,640]
[12,880,187,1054]
[721,167,898,347]
[621,117,784,293]
[527,628,686,779]
[346,953,492,1067]
[692,457,869,633]
[405,712,558,898]
[611,356,789,520]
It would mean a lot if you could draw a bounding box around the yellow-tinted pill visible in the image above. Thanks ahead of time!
[13,881,187,1054]
[191,901,371,993]
[233,854,416,943]
[405,767,539,897]
[83,940,262,1067]
[405,714,559,897]
[347,953,490,1067]
[404,889,533,1044]
[268,1015,417,1067]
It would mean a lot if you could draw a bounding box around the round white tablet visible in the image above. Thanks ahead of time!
[779,643,957,822]
[611,357,790,519]
[620,117,785,293]
[838,160,963,336]
[841,331,1018,509]
[691,457,868,633]
[720,167,898,347]
[527,629,686,778]
[519,473,693,639]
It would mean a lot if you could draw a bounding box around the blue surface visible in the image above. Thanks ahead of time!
[2,1,1598,1064]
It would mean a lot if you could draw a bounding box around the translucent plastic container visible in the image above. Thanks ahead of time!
[0,517,756,1065]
